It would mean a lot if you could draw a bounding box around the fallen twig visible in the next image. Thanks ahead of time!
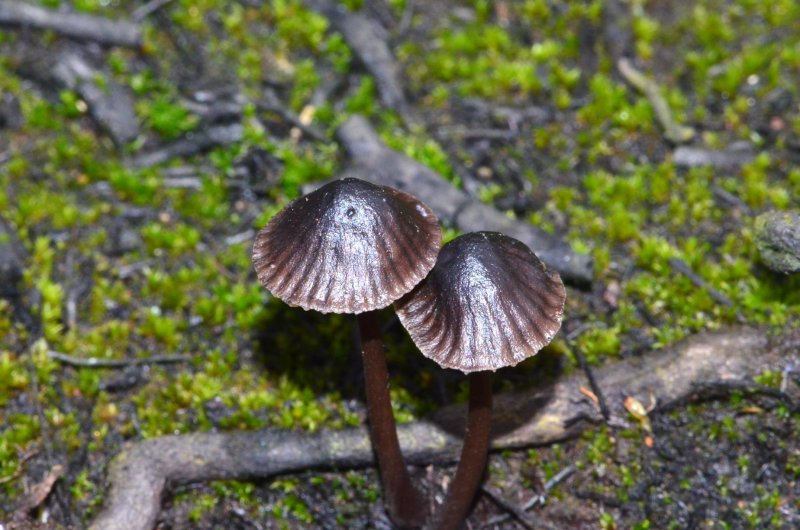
[673,145,755,168]
[17,49,139,145]
[618,58,695,144]
[574,348,611,421]
[334,115,593,287]
[482,464,576,527]
[667,257,734,307]
[48,350,192,368]
[133,0,176,21]
[88,328,798,530]
[305,0,411,123]
[480,484,560,530]
[524,465,576,510]
[129,123,244,168]
[0,1,142,48]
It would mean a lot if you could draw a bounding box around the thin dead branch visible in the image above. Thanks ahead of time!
[618,58,695,144]
[17,48,139,145]
[305,0,411,123]
[133,0,176,21]
[480,484,560,530]
[673,145,756,168]
[129,123,244,168]
[48,350,192,368]
[88,328,798,530]
[0,1,142,48]
[667,257,735,307]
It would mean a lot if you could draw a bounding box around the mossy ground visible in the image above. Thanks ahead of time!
[0,0,799,528]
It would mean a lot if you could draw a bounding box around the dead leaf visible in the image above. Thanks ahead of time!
[13,464,65,521]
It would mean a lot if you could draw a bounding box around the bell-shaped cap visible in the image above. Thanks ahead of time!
[252,178,441,314]
[395,232,565,373]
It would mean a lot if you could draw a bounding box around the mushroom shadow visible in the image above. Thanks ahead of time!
[250,298,362,401]
[250,301,447,406]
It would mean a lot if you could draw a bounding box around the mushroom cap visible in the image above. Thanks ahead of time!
[395,232,565,373]
[252,178,442,314]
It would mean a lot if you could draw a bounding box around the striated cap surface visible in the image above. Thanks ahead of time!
[252,178,441,314]
[396,231,565,372]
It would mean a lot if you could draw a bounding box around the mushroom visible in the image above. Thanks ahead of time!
[395,231,566,530]
[252,177,441,527]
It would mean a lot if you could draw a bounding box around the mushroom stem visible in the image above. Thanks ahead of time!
[426,371,493,530]
[357,311,428,528]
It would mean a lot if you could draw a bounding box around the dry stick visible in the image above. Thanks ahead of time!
[482,465,576,528]
[480,485,560,530]
[305,0,412,124]
[673,146,756,169]
[617,58,695,144]
[522,465,576,510]
[426,372,493,530]
[358,312,427,528]
[132,0,176,21]
[16,49,139,146]
[48,351,191,368]
[667,257,734,307]
[0,1,142,48]
[574,348,611,421]
[129,123,244,168]
[88,328,798,530]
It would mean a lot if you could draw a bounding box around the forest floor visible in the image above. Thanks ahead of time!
[1,0,799,529]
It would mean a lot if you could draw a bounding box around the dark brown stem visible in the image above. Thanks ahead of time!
[357,311,427,528]
[427,371,493,530]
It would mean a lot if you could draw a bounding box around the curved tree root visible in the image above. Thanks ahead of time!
[89,328,799,530]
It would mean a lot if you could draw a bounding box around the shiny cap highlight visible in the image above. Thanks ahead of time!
[396,232,565,372]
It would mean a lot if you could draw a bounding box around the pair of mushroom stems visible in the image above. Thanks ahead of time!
[358,312,494,530]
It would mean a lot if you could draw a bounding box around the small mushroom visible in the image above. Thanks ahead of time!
[396,231,565,530]
[252,177,441,527]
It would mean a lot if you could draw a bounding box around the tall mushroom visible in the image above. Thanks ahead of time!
[395,231,566,530]
[252,177,441,527]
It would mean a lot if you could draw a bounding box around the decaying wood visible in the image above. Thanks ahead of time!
[618,58,695,144]
[0,1,142,48]
[17,48,139,145]
[335,115,593,287]
[48,350,192,368]
[88,328,798,530]
[129,123,244,168]
[305,0,411,122]
[673,145,756,168]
